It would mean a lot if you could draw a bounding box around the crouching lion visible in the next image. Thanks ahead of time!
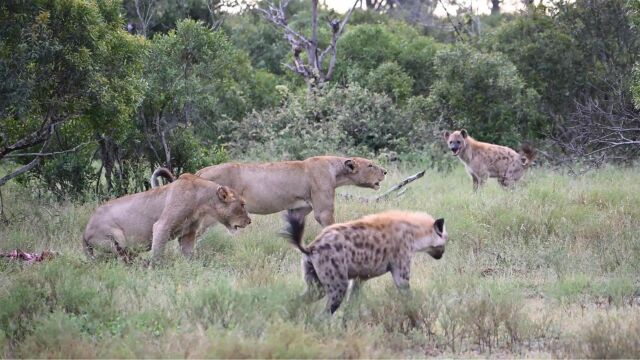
[83,173,251,263]
[151,156,387,227]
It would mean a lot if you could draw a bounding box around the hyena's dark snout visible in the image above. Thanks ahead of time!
[427,245,445,259]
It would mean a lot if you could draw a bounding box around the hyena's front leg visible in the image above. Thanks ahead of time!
[471,173,479,191]
[390,259,411,292]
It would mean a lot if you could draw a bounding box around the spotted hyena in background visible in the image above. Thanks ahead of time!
[282,210,448,314]
[444,129,536,191]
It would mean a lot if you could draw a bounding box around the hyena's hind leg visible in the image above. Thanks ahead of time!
[299,257,325,302]
[315,258,349,314]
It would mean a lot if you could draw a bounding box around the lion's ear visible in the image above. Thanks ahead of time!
[434,218,445,237]
[344,159,357,173]
[460,129,468,138]
[443,130,450,141]
[217,186,233,203]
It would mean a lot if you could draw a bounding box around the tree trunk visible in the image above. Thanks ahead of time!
[491,0,500,15]
[98,135,116,193]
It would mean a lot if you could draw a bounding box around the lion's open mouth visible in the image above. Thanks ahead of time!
[373,181,381,190]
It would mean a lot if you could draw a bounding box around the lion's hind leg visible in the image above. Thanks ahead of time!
[85,228,134,263]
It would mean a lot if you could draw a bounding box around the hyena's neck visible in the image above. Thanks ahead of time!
[458,141,475,163]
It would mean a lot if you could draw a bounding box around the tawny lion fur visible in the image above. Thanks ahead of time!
[151,156,386,227]
[83,173,251,263]
[282,210,448,314]
[444,129,536,190]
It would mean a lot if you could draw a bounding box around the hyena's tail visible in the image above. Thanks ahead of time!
[150,167,175,188]
[520,144,536,168]
[281,213,310,255]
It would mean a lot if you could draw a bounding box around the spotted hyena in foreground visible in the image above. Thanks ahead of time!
[282,211,447,314]
[444,129,536,191]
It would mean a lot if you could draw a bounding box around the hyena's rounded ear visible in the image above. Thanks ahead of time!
[216,185,233,203]
[344,159,357,173]
[460,129,468,138]
[434,218,445,236]
[443,130,450,141]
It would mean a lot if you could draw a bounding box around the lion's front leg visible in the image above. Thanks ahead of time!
[310,189,335,227]
[151,221,172,264]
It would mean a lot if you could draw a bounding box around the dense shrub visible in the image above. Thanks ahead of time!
[232,85,438,159]
[335,23,440,99]
[427,44,544,146]
[482,13,586,118]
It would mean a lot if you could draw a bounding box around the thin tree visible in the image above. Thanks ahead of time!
[135,0,156,38]
[257,0,359,89]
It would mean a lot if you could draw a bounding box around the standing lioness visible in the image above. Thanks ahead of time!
[84,173,251,263]
[444,129,535,190]
[152,156,387,227]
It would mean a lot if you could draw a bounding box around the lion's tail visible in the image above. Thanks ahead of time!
[281,213,310,255]
[520,144,536,168]
[150,167,175,188]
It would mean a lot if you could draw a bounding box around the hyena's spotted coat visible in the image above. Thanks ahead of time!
[282,210,448,314]
[444,129,536,191]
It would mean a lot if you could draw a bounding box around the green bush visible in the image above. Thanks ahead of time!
[482,13,586,118]
[233,85,440,158]
[427,44,544,146]
[335,23,440,99]
[365,62,414,104]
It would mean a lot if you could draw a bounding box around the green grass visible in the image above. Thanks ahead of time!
[1,166,640,357]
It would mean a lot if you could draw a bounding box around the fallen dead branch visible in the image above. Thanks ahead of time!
[340,170,426,203]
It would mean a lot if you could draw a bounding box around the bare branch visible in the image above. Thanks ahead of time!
[5,140,94,158]
[340,170,426,202]
[135,0,156,38]
[322,0,359,80]
[258,0,358,88]
[0,128,54,187]
[550,91,640,169]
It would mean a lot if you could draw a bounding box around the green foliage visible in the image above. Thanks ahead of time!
[335,23,440,99]
[0,0,146,140]
[37,152,96,200]
[364,62,414,104]
[427,44,544,145]
[483,13,586,118]
[0,0,146,196]
[553,0,639,97]
[225,12,291,75]
[234,85,436,158]
[135,19,275,172]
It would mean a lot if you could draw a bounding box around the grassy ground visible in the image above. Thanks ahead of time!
[1,165,639,358]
